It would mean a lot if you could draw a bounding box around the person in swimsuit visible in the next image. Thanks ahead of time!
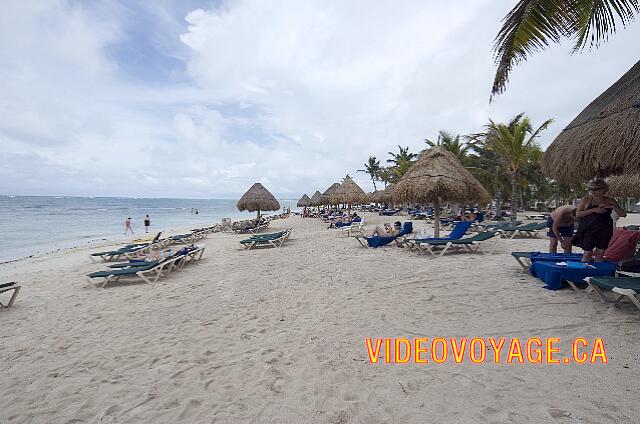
[124,217,134,235]
[144,215,151,233]
[574,179,626,262]
[369,221,402,237]
[547,205,577,253]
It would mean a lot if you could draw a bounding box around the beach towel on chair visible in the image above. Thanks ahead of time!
[365,222,413,248]
[603,229,640,262]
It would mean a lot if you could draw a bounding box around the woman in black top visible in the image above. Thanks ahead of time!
[574,179,626,262]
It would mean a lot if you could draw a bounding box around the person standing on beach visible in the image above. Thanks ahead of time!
[144,215,150,233]
[124,217,134,235]
[547,205,577,254]
[574,179,626,262]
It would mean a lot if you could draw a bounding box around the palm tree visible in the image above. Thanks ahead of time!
[469,113,553,224]
[491,1,639,98]
[387,145,418,181]
[358,156,381,191]
[378,168,392,188]
[425,131,471,162]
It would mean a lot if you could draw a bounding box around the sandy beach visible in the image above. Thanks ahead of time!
[1,213,639,423]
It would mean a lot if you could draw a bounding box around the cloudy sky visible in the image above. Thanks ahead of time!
[1,0,639,198]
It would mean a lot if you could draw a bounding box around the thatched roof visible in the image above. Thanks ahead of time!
[368,184,394,203]
[322,182,341,205]
[542,60,640,181]
[607,174,640,198]
[237,183,280,212]
[297,194,311,207]
[393,147,491,204]
[310,191,323,207]
[332,177,367,204]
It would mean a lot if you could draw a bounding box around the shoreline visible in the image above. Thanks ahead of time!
[0,212,293,266]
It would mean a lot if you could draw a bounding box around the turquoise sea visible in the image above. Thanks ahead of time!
[0,196,298,262]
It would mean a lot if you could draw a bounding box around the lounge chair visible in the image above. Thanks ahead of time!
[89,243,151,263]
[584,276,640,311]
[240,230,292,249]
[403,221,472,250]
[87,255,186,288]
[0,282,21,308]
[414,231,498,257]
[497,222,547,239]
[354,222,413,248]
[510,251,584,270]
[340,219,366,237]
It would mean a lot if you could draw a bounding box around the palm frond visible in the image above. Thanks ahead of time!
[573,0,639,50]
[491,0,571,99]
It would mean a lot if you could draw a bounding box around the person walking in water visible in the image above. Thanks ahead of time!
[124,217,134,235]
[144,215,151,233]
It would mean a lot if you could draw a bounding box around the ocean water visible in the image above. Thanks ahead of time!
[0,196,298,262]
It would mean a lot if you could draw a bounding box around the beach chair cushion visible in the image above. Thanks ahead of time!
[529,261,616,290]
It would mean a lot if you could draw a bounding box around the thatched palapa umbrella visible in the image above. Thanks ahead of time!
[607,174,640,198]
[297,194,311,207]
[237,182,280,219]
[310,191,323,207]
[332,177,367,215]
[371,184,394,204]
[542,60,640,181]
[393,147,491,237]
[322,183,341,206]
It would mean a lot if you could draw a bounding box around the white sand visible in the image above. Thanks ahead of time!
[1,214,639,423]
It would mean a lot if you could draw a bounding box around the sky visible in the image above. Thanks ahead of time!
[1,0,639,198]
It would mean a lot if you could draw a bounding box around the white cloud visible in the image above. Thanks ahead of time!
[1,0,640,197]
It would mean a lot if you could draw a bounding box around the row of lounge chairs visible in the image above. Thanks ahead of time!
[353,219,544,256]
[90,230,208,263]
[239,229,292,249]
[87,245,205,288]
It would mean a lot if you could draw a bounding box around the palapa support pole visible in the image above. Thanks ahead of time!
[433,199,441,238]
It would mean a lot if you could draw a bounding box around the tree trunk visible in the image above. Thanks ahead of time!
[510,172,517,226]
[372,178,377,191]
[434,200,441,238]
[494,166,501,218]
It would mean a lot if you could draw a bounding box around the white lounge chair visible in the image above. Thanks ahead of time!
[340,219,366,237]
[0,282,21,308]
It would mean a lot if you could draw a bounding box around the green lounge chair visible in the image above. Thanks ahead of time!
[415,231,498,257]
[89,243,151,263]
[584,276,640,311]
[87,255,185,288]
[497,222,547,239]
[240,230,291,249]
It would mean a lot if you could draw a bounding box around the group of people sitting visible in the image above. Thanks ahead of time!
[546,179,627,262]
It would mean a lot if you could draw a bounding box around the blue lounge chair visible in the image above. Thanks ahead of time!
[404,221,472,250]
[511,251,584,270]
[354,222,413,248]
